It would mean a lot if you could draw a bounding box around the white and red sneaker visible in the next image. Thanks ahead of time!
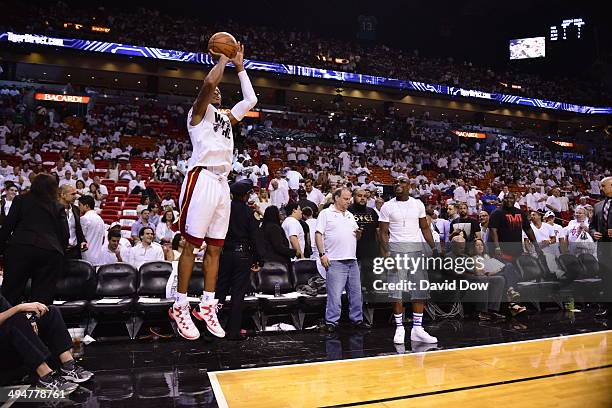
[192,299,225,338]
[169,303,200,340]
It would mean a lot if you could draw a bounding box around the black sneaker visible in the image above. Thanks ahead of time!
[36,372,79,394]
[351,321,372,330]
[318,323,337,333]
[60,364,94,383]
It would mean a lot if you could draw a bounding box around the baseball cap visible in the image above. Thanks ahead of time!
[544,211,555,219]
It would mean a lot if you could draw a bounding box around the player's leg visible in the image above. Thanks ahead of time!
[191,179,230,338]
[408,252,437,343]
[170,167,208,340]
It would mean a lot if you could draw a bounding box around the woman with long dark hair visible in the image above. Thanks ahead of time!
[260,206,296,263]
[0,174,68,305]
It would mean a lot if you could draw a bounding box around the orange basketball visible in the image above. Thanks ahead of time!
[208,32,238,59]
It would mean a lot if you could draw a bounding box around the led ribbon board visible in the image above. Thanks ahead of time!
[2,32,611,115]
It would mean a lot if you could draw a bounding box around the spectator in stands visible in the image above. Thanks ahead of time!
[58,185,87,260]
[119,163,136,180]
[282,202,305,259]
[316,187,369,332]
[0,183,18,226]
[590,176,612,317]
[75,179,87,197]
[544,188,562,219]
[305,179,325,210]
[489,193,543,262]
[156,209,177,243]
[563,206,595,257]
[160,192,176,209]
[471,238,526,317]
[148,203,161,227]
[252,188,271,220]
[260,206,296,264]
[348,188,379,298]
[126,226,164,269]
[449,233,505,321]
[87,183,103,210]
[97,229,124,264]
[169,233,186,262]
[450,203,481,242]
[136,195,151,215]
[131,208,151,241]
[0,174,67,305]
[297,188,318,218]
[78,195,105,265]
[269,170,289,208]
[0,295,93,392]
[129,174,146,194]
[544,211,564,256]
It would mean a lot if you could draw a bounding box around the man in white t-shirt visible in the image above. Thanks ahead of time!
[379,181,438,345]
[305,179,325,208]
[282,202,305,259]
[542,211,564,257]
[523,211,561,277]
[285,168,302,191]
[315,188,369,331]
[545,188,562,216]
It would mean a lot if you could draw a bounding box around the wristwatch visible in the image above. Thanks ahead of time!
[319,253,326,258]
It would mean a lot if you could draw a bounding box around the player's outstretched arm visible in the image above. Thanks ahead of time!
[229,43,257,125]
[191,51,230,126]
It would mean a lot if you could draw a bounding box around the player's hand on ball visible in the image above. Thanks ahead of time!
[209,49,230,64]
[230,42,245,71]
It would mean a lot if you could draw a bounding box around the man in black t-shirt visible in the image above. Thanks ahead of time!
[489,192,542,260]
[348,189,379,301]
[450,203,481,242]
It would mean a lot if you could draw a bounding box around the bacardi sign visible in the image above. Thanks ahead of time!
[35,93,91,104]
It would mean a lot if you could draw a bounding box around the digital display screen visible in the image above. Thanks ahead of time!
[509,37,546,60]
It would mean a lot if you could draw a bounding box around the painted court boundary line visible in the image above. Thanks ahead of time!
[208,330,611,407]
[319,364,612,407]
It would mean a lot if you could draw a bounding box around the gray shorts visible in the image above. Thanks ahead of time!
[388,250,430,301]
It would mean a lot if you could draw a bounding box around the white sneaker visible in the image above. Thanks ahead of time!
[410,327,438,344]
[192,299,225,338]
[393,326,405,344]
[169,303,200,340]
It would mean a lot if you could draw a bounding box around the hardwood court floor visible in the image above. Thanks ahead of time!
[209,330,612,408]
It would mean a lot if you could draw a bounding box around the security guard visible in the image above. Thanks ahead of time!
[215,179,264,340]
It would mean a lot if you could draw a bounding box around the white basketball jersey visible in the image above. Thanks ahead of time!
[186,105,233,176]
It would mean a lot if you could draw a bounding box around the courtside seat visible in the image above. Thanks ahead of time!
[560,253,603,303]
[54,259,97,318]
[88,263,138,338]
[257,262,302,330]
[136,261,174,312]
[291,260,327,328]
[514,255,560,307]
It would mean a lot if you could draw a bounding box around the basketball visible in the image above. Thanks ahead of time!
[208,32,238,59]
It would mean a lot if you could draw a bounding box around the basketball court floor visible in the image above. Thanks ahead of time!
[2,309,610,407]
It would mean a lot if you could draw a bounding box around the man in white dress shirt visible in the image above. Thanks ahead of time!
[269,170,290,208]
[126,226,164,269]
[78,196,105,265]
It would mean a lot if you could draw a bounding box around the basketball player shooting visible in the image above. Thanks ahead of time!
[170,41,257,340]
